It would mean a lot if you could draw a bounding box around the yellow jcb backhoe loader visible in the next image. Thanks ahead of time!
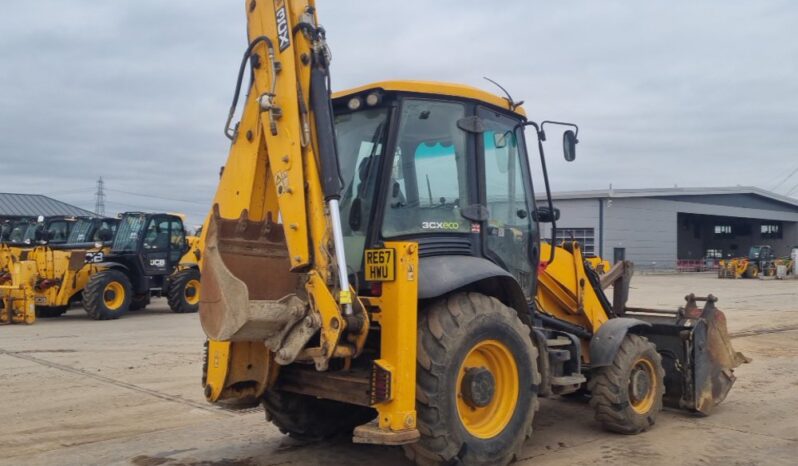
[198,2,744,464]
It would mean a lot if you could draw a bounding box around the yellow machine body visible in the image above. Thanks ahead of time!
[28,245,103,310]
[0,260,37,325]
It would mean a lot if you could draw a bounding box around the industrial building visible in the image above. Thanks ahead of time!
[543,187,798,270]
[0,193,95,219]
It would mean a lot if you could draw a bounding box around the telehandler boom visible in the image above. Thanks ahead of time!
[199,2,745,464]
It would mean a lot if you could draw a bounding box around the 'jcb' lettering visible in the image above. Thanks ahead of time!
[274,4,291,52]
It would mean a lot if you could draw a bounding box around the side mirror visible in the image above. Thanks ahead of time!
[96,228,113,242]
[532,206,560,223]
[563,130,577,162]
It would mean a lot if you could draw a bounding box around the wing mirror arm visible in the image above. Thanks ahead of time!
[516,121,559,267]
[516,120,580,268]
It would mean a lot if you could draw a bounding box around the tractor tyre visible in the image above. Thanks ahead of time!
[404,292,538,466]
[83,270,132,320]
[588,334,664,434]
[262,389,376,441]
[167,268,201,313]
[744,264,758,279]
[36,306,68,318]
[130,294,151,311]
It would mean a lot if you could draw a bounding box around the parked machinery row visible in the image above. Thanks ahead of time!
[718,244,795,279]
[0,212,201,324]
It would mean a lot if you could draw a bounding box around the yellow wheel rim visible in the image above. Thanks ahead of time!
[185,279,200,305]
[629,357,657,414]
[456,339,519,439]
[103,281,125,310]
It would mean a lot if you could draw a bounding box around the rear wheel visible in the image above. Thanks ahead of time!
[588,334,664,434]
[262,389,376,441]
[83,270,132,320]
[404,292,538,466]
[168,268,201,313]
[36,306,68,318]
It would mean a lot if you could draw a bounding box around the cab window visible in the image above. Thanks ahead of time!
[382,99,471,237]
[143,219,170,251]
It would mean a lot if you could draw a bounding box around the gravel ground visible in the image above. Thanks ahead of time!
[1,273,796,466]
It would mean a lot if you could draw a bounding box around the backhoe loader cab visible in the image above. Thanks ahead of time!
[82,212,201,320]
[331,82,547,296]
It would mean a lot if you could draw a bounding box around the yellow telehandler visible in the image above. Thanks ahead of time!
[26,216,119,318]
[198,2,744,464]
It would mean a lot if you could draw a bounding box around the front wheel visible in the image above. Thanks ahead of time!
[588,334,664,434]
[404,292,538,466]
[83,270,132,320]
[167,268,201,313]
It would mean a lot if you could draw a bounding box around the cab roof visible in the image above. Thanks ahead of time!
[333,80,526,117]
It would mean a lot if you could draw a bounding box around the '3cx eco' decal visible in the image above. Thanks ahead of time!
[421,221,460,231]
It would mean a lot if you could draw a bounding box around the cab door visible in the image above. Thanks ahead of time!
[140,216,171,275]
[478,107,538,297]
[167,217,187,270]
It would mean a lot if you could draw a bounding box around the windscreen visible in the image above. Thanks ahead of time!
[113,215,146,252]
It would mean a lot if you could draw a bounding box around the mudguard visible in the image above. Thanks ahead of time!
[589,317,652,367]
[418,255,528,318]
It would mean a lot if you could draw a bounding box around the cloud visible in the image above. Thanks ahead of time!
[1,1,797,226]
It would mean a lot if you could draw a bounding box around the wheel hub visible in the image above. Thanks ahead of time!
[630,364,652,405]
[104,290,116,302]
[461,367,495,408]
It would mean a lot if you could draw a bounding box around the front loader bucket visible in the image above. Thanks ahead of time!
[199,208,309,345]
[626,294,748,415]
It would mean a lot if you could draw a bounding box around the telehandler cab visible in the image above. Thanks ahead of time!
[83,212,200,320]
[198,2,744,465]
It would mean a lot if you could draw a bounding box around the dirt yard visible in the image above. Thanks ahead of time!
[1,274,797,466]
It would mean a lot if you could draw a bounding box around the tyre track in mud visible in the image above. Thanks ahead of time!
[730,324,798,339]
[0,347,237,417]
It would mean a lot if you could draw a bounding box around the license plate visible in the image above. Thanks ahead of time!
[364,248,395,282]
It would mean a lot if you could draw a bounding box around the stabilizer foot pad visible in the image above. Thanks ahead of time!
[353,423,420,446]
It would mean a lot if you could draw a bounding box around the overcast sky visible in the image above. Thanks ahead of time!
[1,1,797,226]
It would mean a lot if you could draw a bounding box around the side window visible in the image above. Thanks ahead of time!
[382,99,471,237]
[143,219,170,250]
[169,220,186,251]
[47,221,70,242]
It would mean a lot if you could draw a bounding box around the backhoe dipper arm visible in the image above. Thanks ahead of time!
[200,0,363,376]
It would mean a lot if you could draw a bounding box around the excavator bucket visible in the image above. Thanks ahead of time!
[199,207,309,346]
[626,294,748,415]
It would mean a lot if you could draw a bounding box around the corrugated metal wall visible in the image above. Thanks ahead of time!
[544,194,798,270]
